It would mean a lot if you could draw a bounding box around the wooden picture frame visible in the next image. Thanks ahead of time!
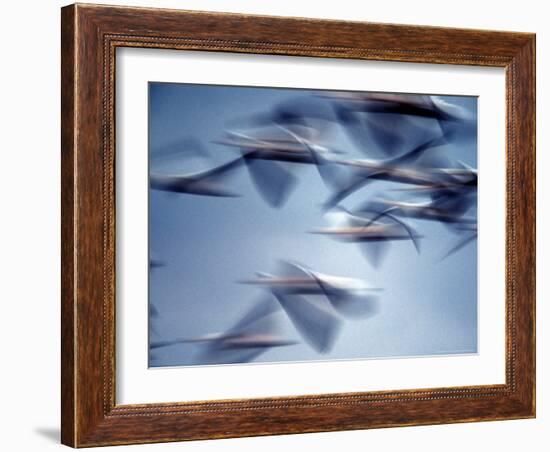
[61,3,535,447]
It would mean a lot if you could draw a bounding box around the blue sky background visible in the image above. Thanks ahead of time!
[148,82,478,367]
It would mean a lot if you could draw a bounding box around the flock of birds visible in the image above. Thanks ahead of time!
[148,91,478,366]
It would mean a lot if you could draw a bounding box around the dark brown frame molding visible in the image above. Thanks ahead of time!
[61,3,536,447]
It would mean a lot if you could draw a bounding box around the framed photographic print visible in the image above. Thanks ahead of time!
[61,3,536,447]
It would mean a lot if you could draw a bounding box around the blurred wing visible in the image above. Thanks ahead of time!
[360,95,436,117]
[196,156,246,182]
[354,207,421,255]
[439,118,477,145]
[149,173,190,192]
[358,241,390,268]
[149,338,190,350]
[388,132,448,166]
[149,302,160,319]
[229,296,281,335]
[363,114,405,151]
[413,149,453,169]
[328,294,380,319]
[308,272,381,319]
[270,96,336,128]
[149,258,166,270]
[314,155,355,191]
[322,172,382,210]
[245,158,298,208]
[275,260,312,278]
[334,106,374,155]
[380,212,422,254]
[149,157,244,194]
[432,192,475,216]
[274,293,340,354]
[441,232,477,260]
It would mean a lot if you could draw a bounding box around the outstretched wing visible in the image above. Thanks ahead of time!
[192,297,285,365]
[245,157,298,208]
[274,292,340,354]
[192,156,247,181]
[358,241,390,268]
[149,156,245,196]
[308,271,380,319]
[229,296,281,335]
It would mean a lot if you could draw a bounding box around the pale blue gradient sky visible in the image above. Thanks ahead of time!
[148,82,478,367]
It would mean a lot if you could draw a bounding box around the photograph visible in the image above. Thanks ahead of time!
[52,1,536,448]
[147,83,479,368]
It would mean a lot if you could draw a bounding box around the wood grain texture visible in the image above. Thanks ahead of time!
[60,3,536,447]
[60,5,76,447]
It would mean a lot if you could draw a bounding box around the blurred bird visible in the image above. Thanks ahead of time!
[216,128,341,165]
[361,196,476,226]
[216,126,343,207]
[392,160,477,197]
[240,261,381,352]
[226,95,338,139]
[311,208,421,267]
[323,92,474,159]
[150,297,297,365]
[149,155,247,197]
[316,134,451,209]
[324,92,472,121]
